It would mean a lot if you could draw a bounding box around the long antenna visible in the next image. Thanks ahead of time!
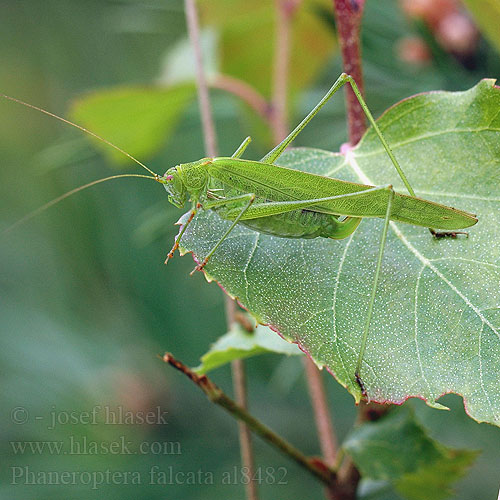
[3,173,156,235]
[1,94,158,177]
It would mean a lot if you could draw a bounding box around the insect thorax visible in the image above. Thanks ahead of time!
[178,159,211,197]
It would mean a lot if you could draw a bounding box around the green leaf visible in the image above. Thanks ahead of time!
[70,83,196,165]
[179,80,500,427]
[200,0,336,97]
[343,409,478,500]
[195,322,302,374]
[463,0,500,54]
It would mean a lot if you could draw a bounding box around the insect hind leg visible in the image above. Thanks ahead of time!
[354,186,395,401]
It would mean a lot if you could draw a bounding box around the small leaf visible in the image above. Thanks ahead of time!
[195,322,302,374]
[70,83,196,165]
[179,80,500,426]
[343,408,478,500]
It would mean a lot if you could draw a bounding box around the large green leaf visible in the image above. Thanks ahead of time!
[179,80,500,426]
[343,408,478,500]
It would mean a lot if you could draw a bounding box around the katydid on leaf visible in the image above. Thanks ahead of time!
[1,73,477,398]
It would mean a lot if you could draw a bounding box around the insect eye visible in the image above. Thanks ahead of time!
[165,175,174,181]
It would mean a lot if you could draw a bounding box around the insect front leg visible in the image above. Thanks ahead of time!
[190,193,256,275]
[165,203,201,264]
[354,186,395,400]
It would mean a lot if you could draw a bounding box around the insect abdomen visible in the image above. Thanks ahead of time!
[234,207,339,239]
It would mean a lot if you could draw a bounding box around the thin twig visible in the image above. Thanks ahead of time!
[232,358,259,500]
[332,0,367,145]
[272,0,290,143]
[303,358,338,466]
[162,352,337,486]
[272,0,303,143]
[184,0,218,157]
[212,74,272,124]
[228,303,259,500]
[184,2,258,498]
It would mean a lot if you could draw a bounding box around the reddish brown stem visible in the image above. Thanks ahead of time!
[332,0,367,144]
[303,358,338,466]
[272,0,290,143]
[272,0,303,143]
[185,0,218,157]
[336,403,390,494]
[232,358,259,500]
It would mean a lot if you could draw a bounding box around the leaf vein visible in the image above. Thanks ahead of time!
[354,127,500,159]
[414,265,433,396]
[430,257,500,269]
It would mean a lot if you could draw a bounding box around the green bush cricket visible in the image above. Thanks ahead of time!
[2,73,477,398]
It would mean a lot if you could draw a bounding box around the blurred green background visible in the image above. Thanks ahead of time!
[1,0,500,498]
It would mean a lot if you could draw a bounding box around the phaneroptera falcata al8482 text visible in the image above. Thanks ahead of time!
[2,72,478,397]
